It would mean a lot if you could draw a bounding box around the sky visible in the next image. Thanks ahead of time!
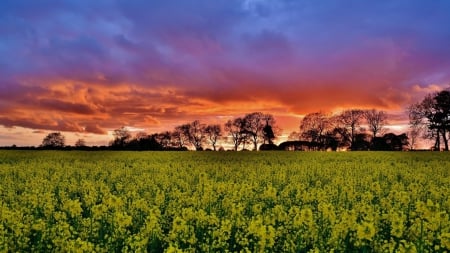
[1,0,450,146]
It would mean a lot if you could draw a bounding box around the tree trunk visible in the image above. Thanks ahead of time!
[442,129,449,151]
[434,131,440,151]
[351,127,355,149]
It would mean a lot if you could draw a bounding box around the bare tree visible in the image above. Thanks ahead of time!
[364,109,387,138]
[338,109,364,149]
[205,124,222,151]
[242,112,276,150]
[187,120,206,150]
[407,103,425,150]
[433,90,450,151]
[325,115,352,149]
[411,90,450,150]
[407,127,422,150]
[156,131,172,149]
[421,94,442,150]
[111,127,131,148]
[42,132,65,148]
[224,118,245,151]
[299,112,329,144]
[172,124,190,149]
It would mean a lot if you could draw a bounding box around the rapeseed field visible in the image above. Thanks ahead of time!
[0,151,449,252]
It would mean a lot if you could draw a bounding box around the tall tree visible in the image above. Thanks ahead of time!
[407,103,425,150]
[111,127,131,148]
[224,118,245,151]
[432,90,450,150]
[421,94,441,150]
[187,120,206,150]
[299,112,329,147]
[243,112,264,150]
[262,120,275,144]
[156,131,172,149]
[205,124,222,151]
[172,124,190,149]
[42,132,65,148]
[338,109,364,149]
[410,90,450,150]
[242,112,276,150]
[364,109,387,138]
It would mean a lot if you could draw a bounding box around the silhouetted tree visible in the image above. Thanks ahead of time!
[410,90,450,151]
[322,132,340,151]
[156,131,172,149]
[421,94,442,150]
[242,112,276,150]
[75,139,86,147]
[172,124,190,149]
[371,133,409,151]
[299,112,329,149]
[383,133,409,151]
[364,109,387,138]
[111,127,131,148]
[240,130,252,150]
[432,90,450,150]
[371,137,391,151]
[243,112,264,150]
[187,120,206,150]
[135,131,149,141]
[352,133,371,151]
[138,134,164,150]
[262,119,275,144]
[42,132,65,148]
[205,124,222,151]
[338,109,364,150]
[224,118,245,151]
[327,115,351,149]
[407,103,425,150]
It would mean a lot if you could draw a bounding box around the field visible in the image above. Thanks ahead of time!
[0,151,449,252]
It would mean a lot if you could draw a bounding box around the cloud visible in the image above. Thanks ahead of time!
[37,98,96,114]
[0,0,450,145]
[84,124,106,135]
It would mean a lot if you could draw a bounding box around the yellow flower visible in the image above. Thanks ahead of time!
[300,208,314,225]
[441,233,450,250]
[398,240,417,253]
[357,222,376,241]
[63,199,83,218]
[114,211,132,229]
[166,245,183,253]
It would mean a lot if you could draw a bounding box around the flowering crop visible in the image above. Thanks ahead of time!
[0,151,449,252]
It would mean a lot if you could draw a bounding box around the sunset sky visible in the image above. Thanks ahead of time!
[1,0,450,146]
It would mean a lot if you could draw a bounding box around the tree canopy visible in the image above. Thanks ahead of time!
[42,132,65,148]
[408,89,450,151]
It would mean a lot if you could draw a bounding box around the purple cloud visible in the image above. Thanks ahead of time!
[0,0,450,145]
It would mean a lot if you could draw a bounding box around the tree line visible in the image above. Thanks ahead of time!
[2,89,448,151]
[99,112,277,151]
[283,109,409,151]
[34,110,407,151]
